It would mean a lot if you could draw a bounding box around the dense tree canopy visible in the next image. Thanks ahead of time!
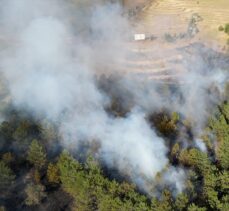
[0,96,228,210]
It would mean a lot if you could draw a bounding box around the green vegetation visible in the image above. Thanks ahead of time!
[2,152,14,164]
[57,152,150,211]
[27,139,47,169]
[218,25,224,31]
[0,161,15,190]
[219,23,229,45]
[25,183,47,206]
[47,162,60,184]
[0,90,228,210]
[208,102,229,169]
[224,23,229,35]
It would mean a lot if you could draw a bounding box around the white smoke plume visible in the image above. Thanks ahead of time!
[0,0,227,194]
[194,139,207,152]
[0,0,168,191]
[162,167,186,194]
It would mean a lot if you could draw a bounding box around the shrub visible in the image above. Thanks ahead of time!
[25,183,47,206]
[218,25,224,31]
[224,23,229,35]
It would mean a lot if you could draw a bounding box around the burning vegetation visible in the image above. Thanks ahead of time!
[0,0,229,210]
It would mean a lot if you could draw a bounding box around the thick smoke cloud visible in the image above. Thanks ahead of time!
[0,0,169,192]
[0,0,227,194]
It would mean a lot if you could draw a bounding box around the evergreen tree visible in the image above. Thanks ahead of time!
[47,162,60,184]
[175,193,189,210]
[187,203,207,211]
[0,161,15,190]
[27,140,46,169]
[2,152,14,165]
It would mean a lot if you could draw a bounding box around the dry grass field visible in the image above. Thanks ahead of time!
[134,0,229,46]
[0,0,228,83]
[109,0,229,81]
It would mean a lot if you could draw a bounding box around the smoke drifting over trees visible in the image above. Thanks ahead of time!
[0,0,228,210]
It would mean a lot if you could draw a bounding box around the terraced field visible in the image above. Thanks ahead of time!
[135,0,229,45]
[113,0,229,82]
[0,0,228,84]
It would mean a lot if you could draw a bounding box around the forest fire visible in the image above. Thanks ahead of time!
[0,0,228,210]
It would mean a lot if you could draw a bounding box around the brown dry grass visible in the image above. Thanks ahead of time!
[134,0,229,47]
